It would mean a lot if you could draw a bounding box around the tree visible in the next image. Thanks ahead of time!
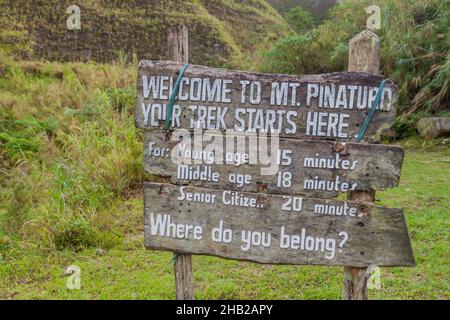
[285,6,315,34]
[260,34,313,74]
[262,0,450,119]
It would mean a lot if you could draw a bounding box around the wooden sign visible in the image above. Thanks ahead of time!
[144,183,415,267]
[135,61,398,142]
[136,60,413,269]
[136,28,414,300]
[143,131,404,197]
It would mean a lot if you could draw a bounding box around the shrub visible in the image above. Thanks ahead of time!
[285,6,315,34]
[0,57,139,252]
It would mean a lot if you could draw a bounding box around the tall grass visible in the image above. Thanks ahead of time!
[0,51,143,254]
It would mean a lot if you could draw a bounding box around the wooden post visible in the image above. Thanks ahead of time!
[167,25,194,300]
[167,25,189,64]
[343,30,381,300]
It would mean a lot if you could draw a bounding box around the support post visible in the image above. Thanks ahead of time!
[167,25,194,300]
[343,30,381,300]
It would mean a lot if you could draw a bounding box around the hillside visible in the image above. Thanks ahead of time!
[0,0,289,68]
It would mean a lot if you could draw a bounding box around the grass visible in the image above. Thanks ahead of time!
[1,141,448,300]
[0,52,448,300]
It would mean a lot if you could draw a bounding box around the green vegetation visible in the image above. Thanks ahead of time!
[1,134,448,299]
[285,6,315,34]
[268,0,337,20]
[0,52,142,254]
[261,0,449,131]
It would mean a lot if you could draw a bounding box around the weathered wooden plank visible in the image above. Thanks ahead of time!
[135,61,398,143]
[143,130,404,197]
[144,183,415,267]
